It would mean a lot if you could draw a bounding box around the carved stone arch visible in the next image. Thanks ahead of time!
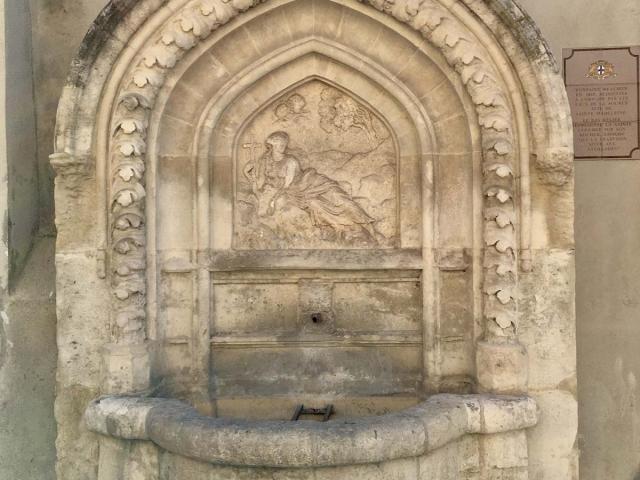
[102,0,521,388]
[53,0,575,478]
[145,21,483,401]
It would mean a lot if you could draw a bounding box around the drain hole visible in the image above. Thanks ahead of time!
[311,313,323,324]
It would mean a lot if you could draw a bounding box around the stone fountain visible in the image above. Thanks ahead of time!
[52,0,576,478]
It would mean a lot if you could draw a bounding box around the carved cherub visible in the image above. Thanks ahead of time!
[274,93,309,123]
[318,87,384,147]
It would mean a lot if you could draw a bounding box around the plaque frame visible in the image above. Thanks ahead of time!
[563,46,640,160]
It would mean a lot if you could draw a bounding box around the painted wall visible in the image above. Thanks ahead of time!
[0,1,54,479]
[0,0,639,478]
[517,1,640,478]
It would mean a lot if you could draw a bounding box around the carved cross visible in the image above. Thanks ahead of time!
[242,134,262,166]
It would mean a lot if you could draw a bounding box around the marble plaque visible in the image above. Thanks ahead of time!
[564,47,640,159]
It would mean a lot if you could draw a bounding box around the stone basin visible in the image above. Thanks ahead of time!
[85,394,538,469]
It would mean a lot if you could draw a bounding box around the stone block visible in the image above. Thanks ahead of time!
[478,395,538,434]
[477,341,529,394]
[519,250,576,391]
[484,467,529,480]
[210,345,421,397]
[160,452,222,480]
[419,399,469,451]
[315,458,418,480]
[54,385,100,480]
[102,344,151,394]
[481,431,529,469]
[50,154,100,253]
[527,390,578,480]
[122,442,160,480]
[418,435,480,479]
[56,252,109,389]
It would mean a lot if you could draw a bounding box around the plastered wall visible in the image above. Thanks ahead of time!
[517,1,640,478]
[0,0,639,479]
[0,1,53,478]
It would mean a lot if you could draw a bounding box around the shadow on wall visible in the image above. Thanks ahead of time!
[0,237,57,479]
[0,316,5,370]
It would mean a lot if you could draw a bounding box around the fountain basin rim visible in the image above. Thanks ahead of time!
[85,393,538,468]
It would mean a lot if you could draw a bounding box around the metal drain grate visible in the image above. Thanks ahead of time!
[291,404,334,422]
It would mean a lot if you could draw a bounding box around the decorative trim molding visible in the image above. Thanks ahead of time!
[107,0,519,345]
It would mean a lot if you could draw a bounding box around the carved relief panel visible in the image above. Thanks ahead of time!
[235,80,399,249]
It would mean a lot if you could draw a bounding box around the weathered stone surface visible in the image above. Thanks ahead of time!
[55,252,108,387]
[482,431,529,469]
[315,458,419,480]
[53,0,574,478]
[85,394,537,468]
[527,390,579,480]
[519,249,576,392]
[102,344,151,394]
[418,435,480,479]
[55,385,100,480]
[477,342,529,394]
